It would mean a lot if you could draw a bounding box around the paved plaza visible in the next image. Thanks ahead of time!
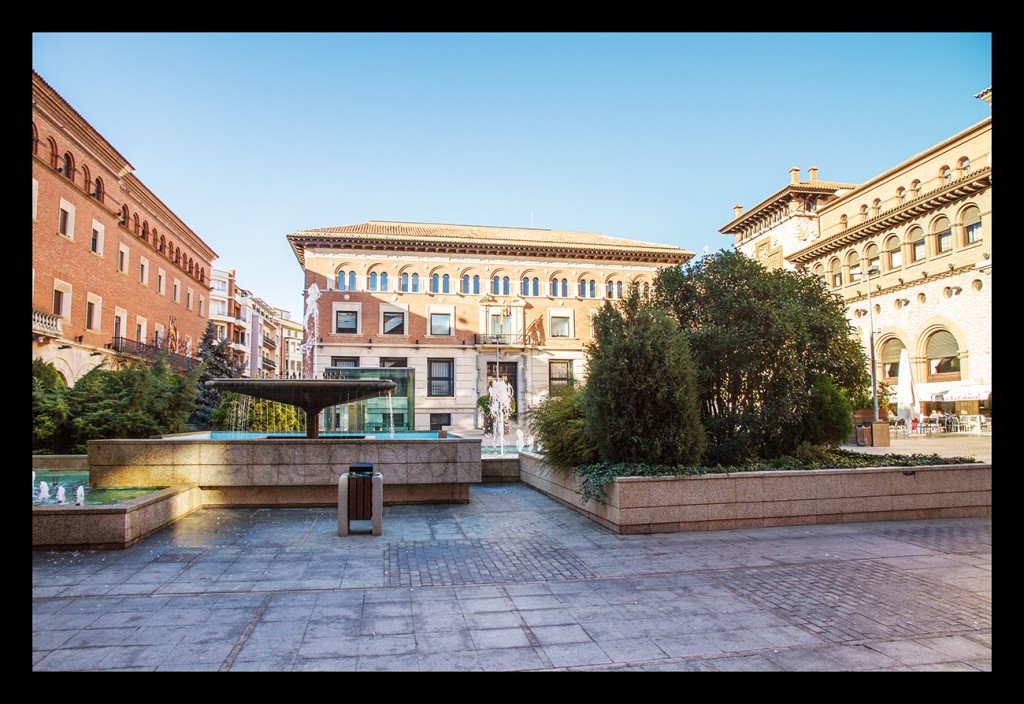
[32,434,992,672]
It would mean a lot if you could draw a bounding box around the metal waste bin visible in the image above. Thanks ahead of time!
[855,424,872,447]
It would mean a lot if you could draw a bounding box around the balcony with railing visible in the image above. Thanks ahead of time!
[261,355,277,370]
[474,333,530,346]
[108,336,196,372]
[263,334,278,349]
[32,308,63,339]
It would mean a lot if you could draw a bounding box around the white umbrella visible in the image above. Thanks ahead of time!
[896,348,921,425]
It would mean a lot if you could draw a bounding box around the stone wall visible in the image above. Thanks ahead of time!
[520,452,991,534]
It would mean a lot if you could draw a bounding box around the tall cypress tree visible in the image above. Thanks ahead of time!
[190,321,245,428]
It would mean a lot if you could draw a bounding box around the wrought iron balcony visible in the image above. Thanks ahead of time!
[263,334,278,349]
[474,333,530,346]
[32,308,63,339]
[261,355,277,370]
[108,336,196,372]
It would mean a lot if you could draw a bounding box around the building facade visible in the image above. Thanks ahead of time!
[720,91,992,416]
[274,309,304,379]
[32,71,217,384]
[287,221,692,432]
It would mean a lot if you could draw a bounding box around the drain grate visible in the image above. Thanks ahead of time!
[385,538,595,587]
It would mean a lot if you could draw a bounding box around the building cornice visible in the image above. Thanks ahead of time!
[719,181,857,235]
[844,262,981,304]
[789,166,992,264]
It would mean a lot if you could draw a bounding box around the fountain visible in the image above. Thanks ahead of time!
[37,481,49,501]
[75,485,84,506]
[55,485,65,504]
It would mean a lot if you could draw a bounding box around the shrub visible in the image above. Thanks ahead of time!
[527,385,598,470]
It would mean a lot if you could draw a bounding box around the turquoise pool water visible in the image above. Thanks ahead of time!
[174,431,444,440]
[32,471,164,506]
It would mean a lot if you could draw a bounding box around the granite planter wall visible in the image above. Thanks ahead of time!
[519,451,992,534]
[32,483,202,550]
[88,437,482,507]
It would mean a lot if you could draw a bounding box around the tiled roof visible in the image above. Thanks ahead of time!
[287,221,692,266]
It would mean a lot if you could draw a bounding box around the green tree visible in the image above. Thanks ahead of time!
[190,321,245,428]
[654,250,868,465]
[527,385,598,469]
[582,288,705,466]
[32,358,71,453]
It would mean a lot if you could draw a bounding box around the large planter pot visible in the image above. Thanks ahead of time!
[853,408,888,424]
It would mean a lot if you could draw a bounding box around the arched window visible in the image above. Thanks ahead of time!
[61,152,74,181]
[560,279,568,298]
[82,165,91,192]
[962,205,983,244]
[642,282,650,297]
[174,247,181,264]
[200,267,205,283]
[589,280,596,298]
[502,277,509,295]
[940,165,952,185]
[933,216,953,254]
[578,280,586,298]
[897,187,906,204]
[847,251,861,281]
[812,263,825,281]
[463,275,471,293]
[521,277,529,296]
[865,243,880,272]
[473,275,480,294]
[860,204,869,221]
[443,274,450,293]
[159,234,165,253]
[885,235,902,269]
[369,272,379,291]
[872,198,882,216]
[880,339,906,382]
[958,157,971,176]
[492,276,500,295]
[607,281,614,298]
[908,227,926,263]
[401,273,409,292]
[840,214,849,229]
[337,271,349,290]
[141,221,149,242]
[411,273,419,292]
[926,330,961,381]
[830,259,842,288]
[32,123,38,155]
[133,214,140,235]
[532,277,539,297]
[616,281,623,298]
[380,272,388,291]
[550,278,557,297]
[93,177,104,203]
[431,273,439,293]
[349,271,357,291]
[911,179,922,197]
[121,206,129,228]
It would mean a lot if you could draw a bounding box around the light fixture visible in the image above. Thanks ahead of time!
[898,278,904,284]
[948,263,955,270]
[922,271,928,277]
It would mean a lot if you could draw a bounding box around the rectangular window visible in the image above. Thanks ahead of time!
[549,361,574,391]
[52,289,64,317]
[187,289,193,310]
[199,296,205,316]
[86,301,96,330]
[380,357,408,368]
[336,311,358,334]
[58,209,70,236]
[173,280,180,303]
[118,245,129,273]
[330,356,359,368]
[937,230,953,253]
[91,228,100,253]
[427,358,454,397]
[912,239,926,262]
[430,312,451,336]
[139,258,148,285]
[965,222,982,244]
[889,249,902,268]
[429,413,452,431]
[550,315,571,338]
[383,311,406,335]
[157,270,165,295]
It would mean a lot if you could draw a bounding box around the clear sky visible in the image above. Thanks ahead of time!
[32,32,992,319]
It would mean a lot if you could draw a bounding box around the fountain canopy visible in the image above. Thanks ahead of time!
[206,378,396,438]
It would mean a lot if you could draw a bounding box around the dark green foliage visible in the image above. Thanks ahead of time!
[32,357,200,453]
[190,321,245,428]
[582,288,705,466]
[804,375,855,447]
[32,358,70,452]
[654,250,868,465]
[527,385,598,470]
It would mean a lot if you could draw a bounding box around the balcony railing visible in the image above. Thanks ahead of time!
[261,355,277,370]
[263,334,278,349]
[474,333,530,346]
[109,336,196,372]
[32,308,63,339]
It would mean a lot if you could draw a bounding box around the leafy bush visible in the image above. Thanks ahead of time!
[527,385,598,470]
[582,288,705,466]
[802,375,854,447]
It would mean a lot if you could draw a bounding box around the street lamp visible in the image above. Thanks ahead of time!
[863,267,881,422]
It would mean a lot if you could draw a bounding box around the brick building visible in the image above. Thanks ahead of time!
[32,71,217,384]
[287,221,692,432]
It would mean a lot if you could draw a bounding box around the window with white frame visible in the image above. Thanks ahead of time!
[427,305,455,336]
[139,257,149,285]
[199,296,205,317]
[333,302,361,335]
[427,358,455,397]
[173,278,181,303]
[85,293,102,331]
[157,269,166,295]
[963,205,983,244]
[381,305,407,336]
[90,220,104,256]
[549,312,573,338]
[57,198,75,239]
[186,288,194,310]
[118,244,129,273]
[52,279,71,319]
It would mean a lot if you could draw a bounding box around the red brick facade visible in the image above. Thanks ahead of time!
[32,71,217,383]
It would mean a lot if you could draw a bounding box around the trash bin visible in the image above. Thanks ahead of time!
[855,424,872,447]
[348,463,374,520]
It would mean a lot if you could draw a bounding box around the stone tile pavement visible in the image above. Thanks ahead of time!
[32,435,992,672]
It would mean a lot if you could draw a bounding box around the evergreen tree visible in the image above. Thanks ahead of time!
[191,321,244,428]
[582,287,705,466]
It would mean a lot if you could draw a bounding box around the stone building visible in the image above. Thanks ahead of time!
[720,89,992,416]
[286,221,691,432]
[32,71,217,384]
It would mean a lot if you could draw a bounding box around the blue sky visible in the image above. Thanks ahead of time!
[32,33,992,318]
